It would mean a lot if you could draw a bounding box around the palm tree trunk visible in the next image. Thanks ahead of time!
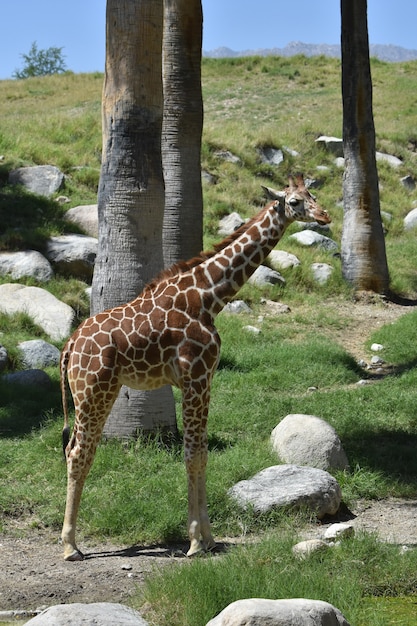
[162,0,204,266]
[340,0,389,293]
[91,0,177,438]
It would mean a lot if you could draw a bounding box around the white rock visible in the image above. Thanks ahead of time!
[65,204,98,237]
[315,136,344,158]
[292,539,329,558]
[45,234,98,281]
[25,603,147,625]
[268,250,300,270]
[289,230,338,252]
[371,343,384,352]
[404,207,417,230]
[0,250,53,282]
[243,325,261,335]
[323,523,354,541]
[271,414,349,471]
[218,212,245,236]
[9,165,65,197]
[311,262,334,284]
[222,300,252,314]
[0,283,74,341]
[228,464,342,518]
[376,151,402,168]
[248,265,285,287]
[206,598,351,626]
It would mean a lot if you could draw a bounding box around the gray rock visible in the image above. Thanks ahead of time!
[268,250,300,270]
[292,539,330,558]
[65,204,98,237]
[248,265,285,287]
[3,369,52,388]
[404,207,417,230]
[222,300,252,314]
[289,230,338,252]
[0,250,53,282]
[376,151,402,168]
[218,212,245,236]
[0,345,8,372]
[0,284,74,341]
[206,598,350,626]
[202,170,217,185]
[258,146,284,166]
[45,234,98,281]
[271,414,349,471]
[25,603,148,625]
[311,262,334,284]
[9,165,65,197]
[17,339,60,369]
[228,464,342,518]
[323,523,354,541]
[400,175,415,191]
[215,150,241,164]
[259,298,291,315]
[315,136,344,158]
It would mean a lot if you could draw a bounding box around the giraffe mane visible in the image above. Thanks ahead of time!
[144,204,272,291]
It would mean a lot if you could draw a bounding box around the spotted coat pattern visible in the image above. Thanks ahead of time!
[60,174,331,560]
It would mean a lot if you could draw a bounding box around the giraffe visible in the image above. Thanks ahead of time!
[60,173,330,561]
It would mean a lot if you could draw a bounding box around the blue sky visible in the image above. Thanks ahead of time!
[1,0,416,79]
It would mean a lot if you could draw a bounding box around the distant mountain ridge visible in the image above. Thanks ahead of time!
[203,41,417,63]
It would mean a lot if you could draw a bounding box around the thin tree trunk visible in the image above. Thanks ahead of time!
[91,0,177,437]
[340,0,389,293]
[162,0,204,266]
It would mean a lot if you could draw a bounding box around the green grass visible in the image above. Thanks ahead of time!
[1,56,417,624]
[138,532,417,626]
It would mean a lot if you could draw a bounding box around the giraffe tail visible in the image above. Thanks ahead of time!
[60,340,72,459]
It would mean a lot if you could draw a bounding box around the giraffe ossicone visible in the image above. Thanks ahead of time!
[60,174,330,561]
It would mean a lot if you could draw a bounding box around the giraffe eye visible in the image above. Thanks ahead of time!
[289,198,299,207]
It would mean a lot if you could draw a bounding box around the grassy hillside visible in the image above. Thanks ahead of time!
[1,57,417,625]
[1,56,417,297]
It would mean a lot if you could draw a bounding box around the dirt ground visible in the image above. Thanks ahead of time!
[1,297,417,618]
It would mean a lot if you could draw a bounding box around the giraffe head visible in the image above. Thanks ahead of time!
[262,173,331,225]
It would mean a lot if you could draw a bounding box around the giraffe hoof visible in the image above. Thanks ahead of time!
[186,540,205,557]
[64,549,84,562]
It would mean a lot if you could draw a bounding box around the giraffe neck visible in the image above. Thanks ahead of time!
[199,202,287,316]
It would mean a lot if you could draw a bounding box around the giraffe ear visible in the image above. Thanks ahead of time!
[262,185,286,203]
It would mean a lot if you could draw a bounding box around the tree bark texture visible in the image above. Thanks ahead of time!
[340,0,389,293]
[91,0,177,437]
[162,0,204,266]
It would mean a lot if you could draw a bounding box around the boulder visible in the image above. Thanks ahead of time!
[248,265,285,287]
[315,136,344,158]
[376,151,402,168]
[311,262,334,284]
[271,414,349,471]
[45,234,98,281]
[0,250,53,282]
[3,369,52,389]
[404,207,417,230]
[292,539,330,559]
[215,150,241,164]
[258,146,284,166]
[218,212,245,236]
[17,339,60,369]
[65,204,98,237]
[206,598,350,626]
[400,175,415,191]
[222,300,252,314]
[0,283,74,341]
[9,165,65,197]
[289,230,338,252]
[268,250,300,270]
[25,602,148,625]
[228,464,342,518]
